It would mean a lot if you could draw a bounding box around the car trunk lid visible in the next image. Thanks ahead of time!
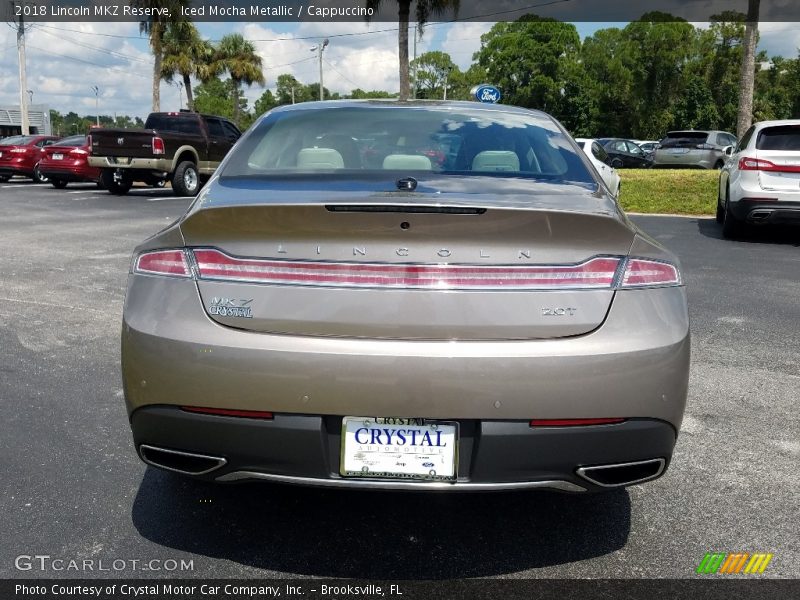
[754,125,800,193]
[179,179,635,340]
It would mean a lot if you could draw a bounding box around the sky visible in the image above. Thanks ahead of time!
[1,19,799,120]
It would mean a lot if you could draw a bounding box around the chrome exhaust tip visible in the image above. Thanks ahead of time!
[749,210,772,222]
[139,444,227,476]
[576,458,665,488]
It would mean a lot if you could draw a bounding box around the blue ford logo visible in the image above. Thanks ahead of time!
[422,462,435,467]
[473,84,501,104]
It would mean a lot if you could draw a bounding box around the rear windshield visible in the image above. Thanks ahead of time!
[54,136,86,147]
[756,126,800,151]
[144,115,202,136]
[659,131,709,148]
[1,135,35,145]
[221,106,593,184]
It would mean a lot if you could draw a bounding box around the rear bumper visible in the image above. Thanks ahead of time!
[39,163,100,182]
[730,197,800,224]
[0,162,34,177]
[88,156,172,172]
[653,151,717,169]
[130,406,676,492]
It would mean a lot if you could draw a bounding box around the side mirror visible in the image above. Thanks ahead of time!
[723,146,733,156]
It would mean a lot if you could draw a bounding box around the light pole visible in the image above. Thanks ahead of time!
[310,38,329,101]
[91,86,99,126]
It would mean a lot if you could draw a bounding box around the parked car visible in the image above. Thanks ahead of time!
[574,137,621,194]
[634,140,659,159]
[597,138,653,168]
[717,120,800,238]
[87,111,241,196]
[122,100,690,493]
[37,135,102,189]
[0,134,60,183]
[654,130,737,169]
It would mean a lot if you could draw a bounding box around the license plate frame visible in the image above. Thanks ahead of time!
[52,153,63,160]
[340,416,458,482]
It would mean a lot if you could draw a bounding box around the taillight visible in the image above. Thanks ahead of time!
[620,258,680,288]
[69,148,88,156]
[530,418,626,427]
[10,147,28,153]
[86,134,92,148]
[181,406,274,419]
[192,249,622,290]
[134,249,191,277]
[738,157,800,173]
[152,137,165,155]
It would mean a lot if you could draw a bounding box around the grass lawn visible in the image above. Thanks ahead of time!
[618,169,718,215]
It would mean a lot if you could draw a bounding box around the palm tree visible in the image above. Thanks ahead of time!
[161,22,217,111]
[132,0,189,112]
[214,34,266,124]
[736,0,761,137]
[366,0,460,101]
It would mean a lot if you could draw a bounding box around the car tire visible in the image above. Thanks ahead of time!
[101,169,132,196]
[714,160,725,169]
[51,179,68,189]
[721,194,745,240]
[0,175,9,183]
[611,158,623,168]
[32,164,49,183]
[715,182,725,224]
[172,161,200,196]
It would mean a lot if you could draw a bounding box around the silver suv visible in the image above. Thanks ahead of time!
[654,130,737,169]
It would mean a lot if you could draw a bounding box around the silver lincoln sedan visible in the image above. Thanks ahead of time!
[121,101,690,493]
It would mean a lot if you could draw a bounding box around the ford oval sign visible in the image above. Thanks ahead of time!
[473,84,501,104]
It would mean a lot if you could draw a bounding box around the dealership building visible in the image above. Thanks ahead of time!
[0,104,52,137]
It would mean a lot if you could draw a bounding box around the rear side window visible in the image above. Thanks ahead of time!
[756,126,800,151]
[205,118,225,138]
[591,142,609,162]
[222,106,594,184]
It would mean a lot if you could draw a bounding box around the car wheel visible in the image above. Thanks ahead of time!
[51,179,68,189]
[611,158,623,169]
[721,192,745,239]
[32,164,49,183]
[172,161,200,196]
[715,181,725,224]
[101,169,132,196]
[0,175,9,183]
[714,159,725,169]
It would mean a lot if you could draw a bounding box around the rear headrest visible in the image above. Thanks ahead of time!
[472,150,520,172]
[383,154,432,170]
[297,147,345,169]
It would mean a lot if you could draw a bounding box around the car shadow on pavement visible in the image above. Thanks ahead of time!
[131,468,630,578]
[696,217,800,246]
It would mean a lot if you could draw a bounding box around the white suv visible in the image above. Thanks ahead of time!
[717,120,800,238]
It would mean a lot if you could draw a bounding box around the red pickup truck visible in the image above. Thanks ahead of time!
[87,111,241,196]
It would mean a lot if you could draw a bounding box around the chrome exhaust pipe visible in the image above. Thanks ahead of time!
[139,444,227,476]
[576,458,665,488]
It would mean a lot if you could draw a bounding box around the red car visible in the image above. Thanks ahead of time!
[0,134,60,183]
[38,135,102,189]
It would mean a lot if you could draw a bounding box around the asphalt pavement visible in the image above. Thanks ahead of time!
[1,180,798,580]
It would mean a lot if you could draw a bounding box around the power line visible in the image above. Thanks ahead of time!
[323,57,362,90]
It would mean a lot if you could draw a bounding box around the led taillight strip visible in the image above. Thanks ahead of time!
[191,249,622,290]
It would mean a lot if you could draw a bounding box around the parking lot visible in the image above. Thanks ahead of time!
[1,180,798,579]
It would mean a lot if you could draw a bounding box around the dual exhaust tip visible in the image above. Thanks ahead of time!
[141,444,666,488]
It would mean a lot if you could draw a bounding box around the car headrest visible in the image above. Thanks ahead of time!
[472,150,520,172]
[297,147,345,169]
[382,154,432,170]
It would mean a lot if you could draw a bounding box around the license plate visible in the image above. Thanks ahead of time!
[670,148,686,154]
[340,417,458,481]
[52,153,63,160]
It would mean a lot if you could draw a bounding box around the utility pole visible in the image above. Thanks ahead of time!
[91,86,99,126]
[311,39,329,101]
[13,0,30,135]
